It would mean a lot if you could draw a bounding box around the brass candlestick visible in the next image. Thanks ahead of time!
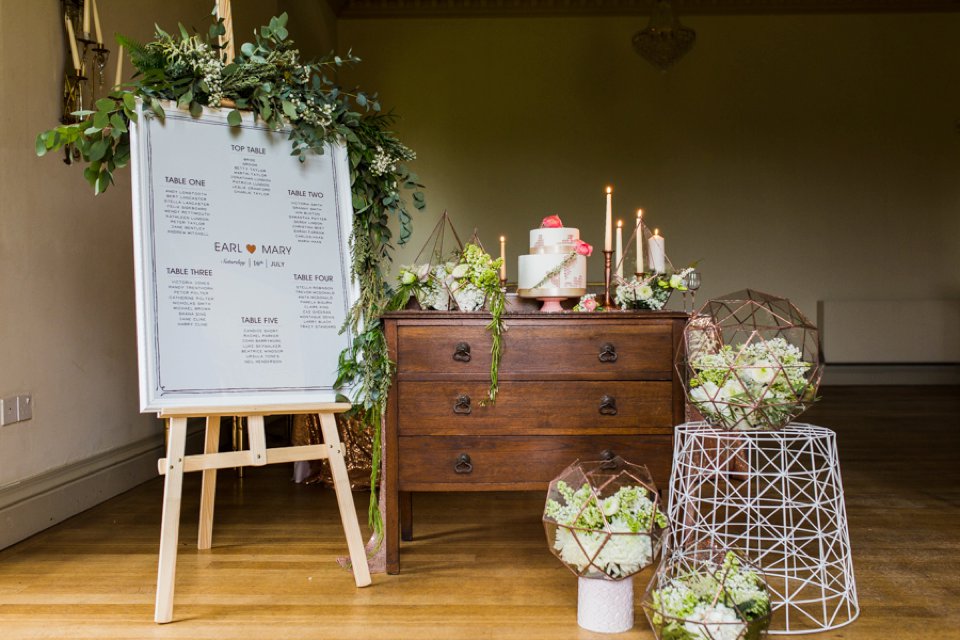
[603,250,613,308]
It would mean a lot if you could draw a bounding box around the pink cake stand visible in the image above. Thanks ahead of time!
[537,297,566,313]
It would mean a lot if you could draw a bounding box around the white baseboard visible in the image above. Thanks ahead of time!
[0,425,204,551]
[823,364,960,385]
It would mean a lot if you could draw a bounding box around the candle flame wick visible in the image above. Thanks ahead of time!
[606,186,612,194]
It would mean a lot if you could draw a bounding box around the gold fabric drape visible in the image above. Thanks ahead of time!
[291,412,372,489]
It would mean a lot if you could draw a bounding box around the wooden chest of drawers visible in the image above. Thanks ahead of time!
[382,310,688,573]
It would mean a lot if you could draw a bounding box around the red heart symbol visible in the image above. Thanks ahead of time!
[246,244,256,254]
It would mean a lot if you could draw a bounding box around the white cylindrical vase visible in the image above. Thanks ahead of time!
[577,576,634,633]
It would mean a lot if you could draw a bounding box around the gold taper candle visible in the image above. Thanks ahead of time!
[92,0,103,44]
[114,46,123,87]
[499,235,506,282]
[82,0,90,36]
[65,14,81,72]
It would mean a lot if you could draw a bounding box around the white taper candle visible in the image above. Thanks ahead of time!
[615,220,623,278]
[604,186,613,252]
[636,209,644,274]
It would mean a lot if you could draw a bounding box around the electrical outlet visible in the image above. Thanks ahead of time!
[1,397,17,426]
[17,395,32,421]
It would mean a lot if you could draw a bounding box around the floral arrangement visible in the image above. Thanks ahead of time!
[645,551,771,640]
[688,337,815,431]
[544,481,667,579]
[572,293,601,312]
[37,12,425,543]
[395,243,506,402]
[397,243,502,312]
[615,268,693,311]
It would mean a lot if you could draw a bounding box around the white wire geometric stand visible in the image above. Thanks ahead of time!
[666,422,859,634]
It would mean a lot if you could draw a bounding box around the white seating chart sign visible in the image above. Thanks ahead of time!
[130,103,355,411]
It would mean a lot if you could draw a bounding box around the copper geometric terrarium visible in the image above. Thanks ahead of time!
[677,290,822,431]
[641,547,772,640]
[542,455,666,581]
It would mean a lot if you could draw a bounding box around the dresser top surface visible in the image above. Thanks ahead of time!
[382,310,690,321]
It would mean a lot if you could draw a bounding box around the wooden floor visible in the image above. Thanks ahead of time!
[0,386,957,639]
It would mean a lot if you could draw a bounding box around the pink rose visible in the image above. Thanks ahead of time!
[541,215,563,228]
[575,240,593,257]
[582,297,598,312]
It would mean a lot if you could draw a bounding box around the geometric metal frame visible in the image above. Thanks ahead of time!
[641,546,773,640]
[543,456,664,581]
[666,422,859,634]
[678,290,823,431]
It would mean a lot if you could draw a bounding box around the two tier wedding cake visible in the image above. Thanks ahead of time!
[517,215,590,300]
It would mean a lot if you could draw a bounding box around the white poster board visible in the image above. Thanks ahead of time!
[129,103,355,412]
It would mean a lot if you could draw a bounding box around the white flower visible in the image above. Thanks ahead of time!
[450,263,470,280]
[602,496,620,516]
[720,377,745,400]
[637,284,654,300]
[747,361,778,385]
[670,274,684,288]
[683,603,745,640]
[555,528,603,571]
[400,270,417,285]
[595,531,652,577]
[690,381,719,405]
[453,284,485,312]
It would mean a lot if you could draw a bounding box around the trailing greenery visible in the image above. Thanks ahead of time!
[36,9,425,543]
[396,243,506,403]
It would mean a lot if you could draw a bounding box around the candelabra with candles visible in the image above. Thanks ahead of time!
[61,0,111,164]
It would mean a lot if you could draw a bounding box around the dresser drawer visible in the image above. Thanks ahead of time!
[397,380,673,436]
[398,435,673,490]
[396,322,674,379]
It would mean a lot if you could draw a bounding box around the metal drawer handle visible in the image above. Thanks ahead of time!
[453,394,472,415]
[599,395,618,416]
[598,343,618,363]
[454,453,473,474]
[453,342,472,362]
[600,449,619,470]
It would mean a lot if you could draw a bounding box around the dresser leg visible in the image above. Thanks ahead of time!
[400,491,413,541]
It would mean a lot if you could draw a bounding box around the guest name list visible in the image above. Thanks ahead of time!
[134,107,352,408]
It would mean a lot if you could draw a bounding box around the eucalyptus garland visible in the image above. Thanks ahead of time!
[36,11,425,542]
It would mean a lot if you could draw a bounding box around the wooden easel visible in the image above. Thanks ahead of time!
[154,403,372,623]
[150,4,370,623]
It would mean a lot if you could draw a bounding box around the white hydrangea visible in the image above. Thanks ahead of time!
[683,603,745,640]
[453,283,485,312]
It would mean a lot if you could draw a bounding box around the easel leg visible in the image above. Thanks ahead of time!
[155,417,187,624]
[318,412,372,587]
[198,415,221,550]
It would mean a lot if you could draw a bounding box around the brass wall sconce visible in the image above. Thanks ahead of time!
[61,0,112,164]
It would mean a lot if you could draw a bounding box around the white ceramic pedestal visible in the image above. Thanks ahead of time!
[577,576,634,633]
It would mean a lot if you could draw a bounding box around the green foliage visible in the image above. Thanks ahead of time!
[37,12,426,543]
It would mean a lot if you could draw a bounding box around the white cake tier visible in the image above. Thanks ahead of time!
[529,227,580,254]
[517,253,587,298]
